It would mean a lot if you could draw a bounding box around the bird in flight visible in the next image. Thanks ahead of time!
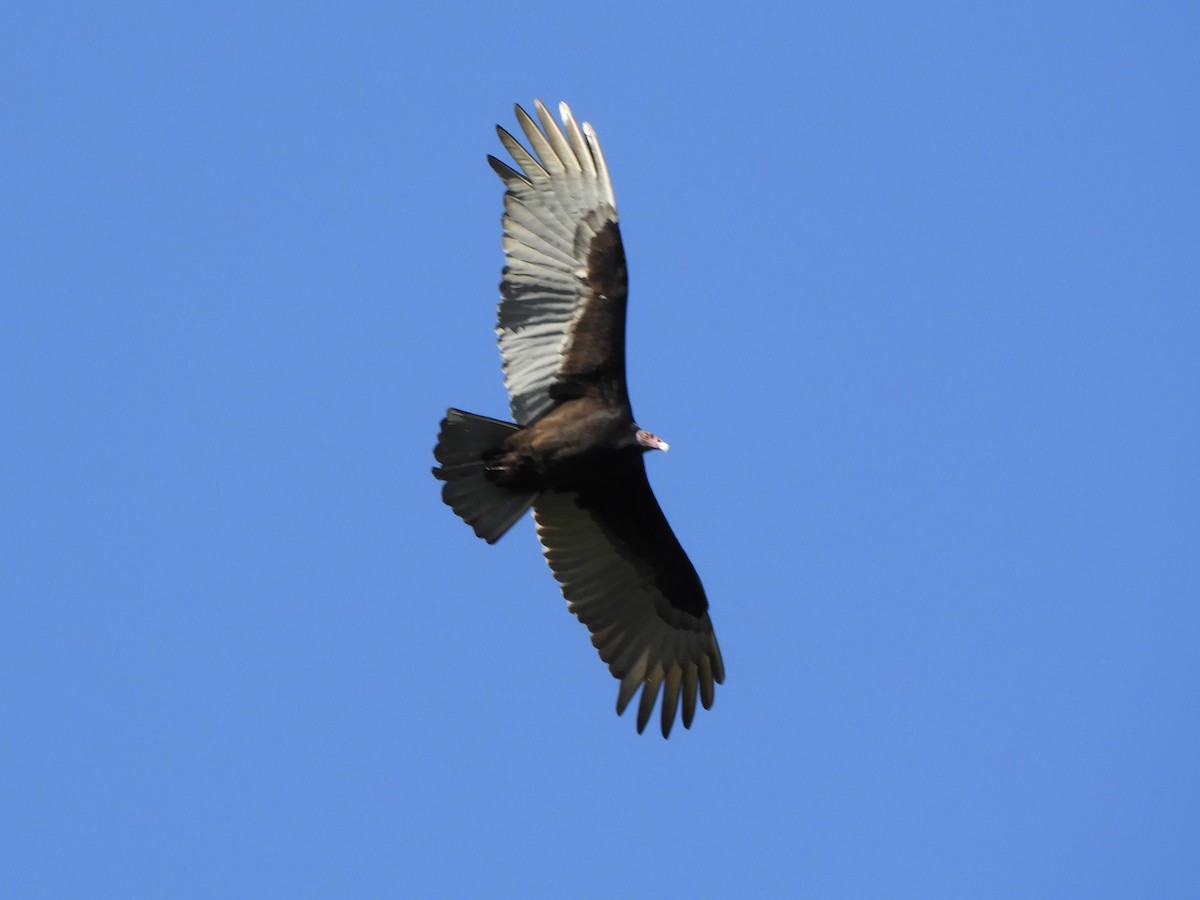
[433,101,723,737]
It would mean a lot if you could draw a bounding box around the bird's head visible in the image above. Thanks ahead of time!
[634,428,669,453]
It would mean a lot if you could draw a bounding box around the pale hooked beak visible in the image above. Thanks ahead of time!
[636,429,669,452]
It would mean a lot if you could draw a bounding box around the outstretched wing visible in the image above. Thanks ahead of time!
[489,100,629,425]
[532,459,724,737]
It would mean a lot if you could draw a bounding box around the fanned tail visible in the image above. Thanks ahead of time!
[432,408,536,543]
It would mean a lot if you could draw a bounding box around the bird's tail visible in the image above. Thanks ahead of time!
[432,408,536,544]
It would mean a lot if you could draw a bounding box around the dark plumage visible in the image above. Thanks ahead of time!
[432,101,723,737]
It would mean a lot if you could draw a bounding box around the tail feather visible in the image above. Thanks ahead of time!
[433,408,536,543]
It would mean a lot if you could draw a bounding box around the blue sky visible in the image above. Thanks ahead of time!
[4,2,1198,896]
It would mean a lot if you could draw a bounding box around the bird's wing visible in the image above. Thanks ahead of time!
[489,100,629,425]
[532,459,724,737]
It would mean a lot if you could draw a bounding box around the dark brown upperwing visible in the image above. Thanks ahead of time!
[575,454,706,620]
[552,216,629,404]
[533,456,723,737]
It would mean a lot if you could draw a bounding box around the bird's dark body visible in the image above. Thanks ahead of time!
[432,101,722,736]
[487,394,638,493]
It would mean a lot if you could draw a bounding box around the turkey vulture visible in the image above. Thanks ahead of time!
[432,101,723,737]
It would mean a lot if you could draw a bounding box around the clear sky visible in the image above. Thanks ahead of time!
[4,2,1198,897]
